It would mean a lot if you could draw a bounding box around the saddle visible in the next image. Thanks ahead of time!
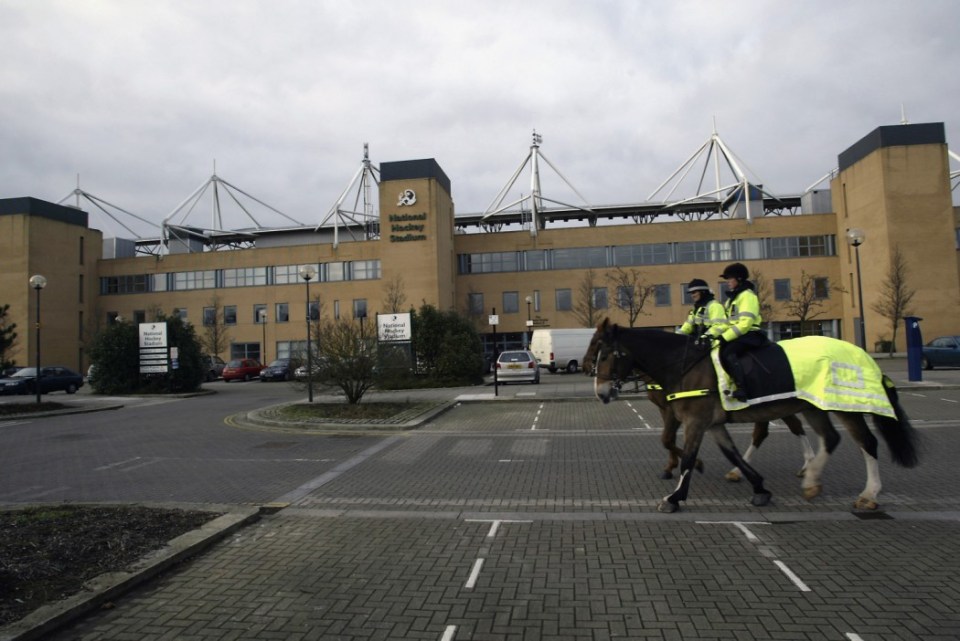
[712,342,796,408]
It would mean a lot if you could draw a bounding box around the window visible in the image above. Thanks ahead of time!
[275,264,319,285]
[351,260,381,280]
[231,342,260,361]
[223,267,267,288]
[654,284,671,306]
[681,283,693,305]
[78,274,84,303]
[774,279,792,301]
[133,310,146,324]
[617,286,634,309]
[353,299,367,319]
[276,303,289,323]
[327,262,346,282]
[254,304,267,323]
[173,270,215,291]
[675,240,733,263]
[613,243,672,266]
[813,277,829,299]
[174,308,188,323]
[739,238,764,260]
[459,251,520,274]
[100,274,150,295]
[556,288,572,312]
[592,287,608,310]
[277,340,307,360]
[224,306,237,325]
[309,301,320,321]
[203,307,216,326]
[78,311,83,340]
[525,250,547,271]
[503,291,519,313]
[467,292,484,316]
[552,247,606,270]
[332,300,339,320]
[79,236,84,265]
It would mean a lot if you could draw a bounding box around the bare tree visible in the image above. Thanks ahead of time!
[0,303,19,370]
[573,269,603,328]
[605,267,655,327]
[381,274,407,313]
[781,271,840,336]
[750,269,774,322]
[200,295,229,357]
[871,245,915,354]
[312,317,377,404]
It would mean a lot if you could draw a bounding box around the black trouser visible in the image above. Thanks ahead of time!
[719,331,770,388]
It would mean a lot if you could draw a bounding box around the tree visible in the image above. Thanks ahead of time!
[0,304,18,371]
[381,274,408,313]
[200,295,229,357]
[311,317,377,404]
[781,271,829,336]
[605,267,655,327]
[411,303,484,384]
[871,245,915,354]
[573,269,603,328]
[750,269,774,323]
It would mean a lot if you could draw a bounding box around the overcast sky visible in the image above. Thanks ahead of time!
[2,1,958,237]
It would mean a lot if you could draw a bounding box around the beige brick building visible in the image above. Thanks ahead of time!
[2,122,958,374]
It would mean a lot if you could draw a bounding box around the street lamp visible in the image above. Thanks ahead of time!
[298,265,316,402]
[846,228,867,350]
[258,308,267,364]
[29,275,46,404]
[524,295,533,349]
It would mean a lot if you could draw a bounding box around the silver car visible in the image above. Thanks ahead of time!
[495,350,540,384]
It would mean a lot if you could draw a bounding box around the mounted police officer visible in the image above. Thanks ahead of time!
[678,279,726,340]
[707,262,770,401]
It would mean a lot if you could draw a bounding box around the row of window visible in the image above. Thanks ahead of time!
[107,299,369,327]
[100,260,381,295]
[468,277,831,315]
[458,235,836,275]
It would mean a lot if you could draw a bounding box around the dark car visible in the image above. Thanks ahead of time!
[222,358,262,382]
[922,335,960,369]
[260,358,299,382]
[0,366,84,395]
[202,354,227,381]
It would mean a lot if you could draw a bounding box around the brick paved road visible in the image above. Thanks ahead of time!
[32,382,960,641]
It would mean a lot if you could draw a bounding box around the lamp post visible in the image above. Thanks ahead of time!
[298,265,316,402]
[259,308,267,365]
[846,228,867,350]
[524,295,533,349]
[29,275,46,405]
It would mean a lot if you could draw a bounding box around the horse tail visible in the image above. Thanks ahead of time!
[871,375,920,468]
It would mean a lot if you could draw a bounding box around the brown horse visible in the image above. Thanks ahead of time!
[589,319,919,513]
[582,332,815,482]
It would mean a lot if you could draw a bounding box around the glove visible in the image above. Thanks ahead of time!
[713,336,727,348]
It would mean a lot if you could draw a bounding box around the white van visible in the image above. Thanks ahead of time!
[530,328,596,373]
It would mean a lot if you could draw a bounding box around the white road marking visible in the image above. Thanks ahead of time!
[696,520,770,542]
[846,634,865,641]
[441,625,457,641]
[941,398,958,403]
[465,519,533,538]
[465,558,484,589]
[94,457,142,471]
[773,560,811,592]
[907,392,926,397]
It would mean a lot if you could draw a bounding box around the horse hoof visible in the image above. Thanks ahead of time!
[725,470,742,483]
[695,460,705,474]
[657,500,679,513]
[659,470,673,480]
[751,492,772,507]
[854,497,879,510]
[803,485,822,501]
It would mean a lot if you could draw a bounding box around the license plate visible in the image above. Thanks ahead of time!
[507,364,522,369]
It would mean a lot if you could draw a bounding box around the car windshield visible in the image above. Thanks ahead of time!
[499,352,531,363]
[268,360,288,367]
[227,360,244,367]
[11,368,37,378]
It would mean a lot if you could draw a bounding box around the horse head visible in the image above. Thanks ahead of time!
[591,318,634,404]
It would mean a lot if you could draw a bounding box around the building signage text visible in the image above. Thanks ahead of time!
[388,211,428,242]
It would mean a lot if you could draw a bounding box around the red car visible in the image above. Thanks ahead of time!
[222,358,262,382]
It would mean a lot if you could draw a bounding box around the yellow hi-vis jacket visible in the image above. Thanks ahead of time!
[710,287,763,342]
[678,299,726,337]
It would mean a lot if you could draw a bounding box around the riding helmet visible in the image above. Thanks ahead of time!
[686,279,711,293]
[720,262,749,280]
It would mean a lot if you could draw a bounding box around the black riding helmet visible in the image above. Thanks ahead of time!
[720,262,749,280]
[686,279,711,293]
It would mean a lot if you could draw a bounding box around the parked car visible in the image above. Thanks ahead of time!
[495,350,540,384]
[0,366,84,395]
[221,358,262,382]
[260,358,299,382]
[922,335,960,369]
[202,354,227,381]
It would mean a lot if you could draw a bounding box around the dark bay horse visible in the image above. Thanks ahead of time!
[582,333,815,482]
[589,319,919,513]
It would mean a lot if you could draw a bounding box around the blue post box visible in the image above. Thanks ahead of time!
[904,316,923,382]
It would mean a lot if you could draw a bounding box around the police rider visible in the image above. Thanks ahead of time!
[678,279,726,340]
[707,263,769,401]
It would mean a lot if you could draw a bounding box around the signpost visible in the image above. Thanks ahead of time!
[139,323,169,374]
[489,309,499,396]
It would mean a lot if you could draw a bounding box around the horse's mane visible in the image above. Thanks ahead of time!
[604,325,711,385]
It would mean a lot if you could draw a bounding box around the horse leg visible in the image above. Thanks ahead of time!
[654,395,703,480]
[833,413,882,510]
[798,409,841,501]
[710,424,772,506]
[659,420,709,513]
[782,414,816,478]
[725,421,769,482]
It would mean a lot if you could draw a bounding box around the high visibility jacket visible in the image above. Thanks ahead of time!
[710,286,763,342]
[678,299,726,338]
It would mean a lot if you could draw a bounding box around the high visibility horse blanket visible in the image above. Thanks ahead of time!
[710,335,896,418]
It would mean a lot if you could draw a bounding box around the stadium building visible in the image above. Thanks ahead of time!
[2,122,958,374]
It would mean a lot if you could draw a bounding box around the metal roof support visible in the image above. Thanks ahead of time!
[316,143,380,249]
[480,130,593,237]
[58,178,160,239]
[949,149,960,192]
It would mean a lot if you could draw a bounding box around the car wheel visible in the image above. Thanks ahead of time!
[922,356,933,370]
[66,384,77,394]
[566,361,578,374]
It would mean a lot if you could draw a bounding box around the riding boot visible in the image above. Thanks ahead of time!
[728,360,749,401]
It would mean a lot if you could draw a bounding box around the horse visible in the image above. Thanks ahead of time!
[581,332,816,482]
[589,319,919,513]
